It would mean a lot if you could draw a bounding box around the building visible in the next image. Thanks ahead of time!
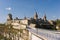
[6,12,56,29]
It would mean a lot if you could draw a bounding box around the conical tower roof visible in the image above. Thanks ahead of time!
[34,12,38,20]
[34,12,38,18]
[43,14,47,21]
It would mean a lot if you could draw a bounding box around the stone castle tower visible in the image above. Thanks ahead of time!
[7,13,12,21]
[34,12,38,20]
[6,13,13,25]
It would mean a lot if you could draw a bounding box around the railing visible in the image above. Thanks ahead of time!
[27,27,60,40]
[27,28,47,40]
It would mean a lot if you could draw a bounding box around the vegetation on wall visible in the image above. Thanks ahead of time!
[55,19,60,30]
[55,19,60,25]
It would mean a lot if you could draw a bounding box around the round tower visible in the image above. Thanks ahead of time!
[7,13,12,21]
[6,13,13,25]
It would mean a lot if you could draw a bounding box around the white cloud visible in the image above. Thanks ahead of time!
[53,16,56,18]
[52,16,57,20]
[6,7,11,10]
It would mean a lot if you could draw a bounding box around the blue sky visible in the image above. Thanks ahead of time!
[0,0,60,23]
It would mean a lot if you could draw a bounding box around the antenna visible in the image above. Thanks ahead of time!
[34,8,37,13]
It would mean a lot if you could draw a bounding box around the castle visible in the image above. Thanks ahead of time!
[6,12,56,29]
